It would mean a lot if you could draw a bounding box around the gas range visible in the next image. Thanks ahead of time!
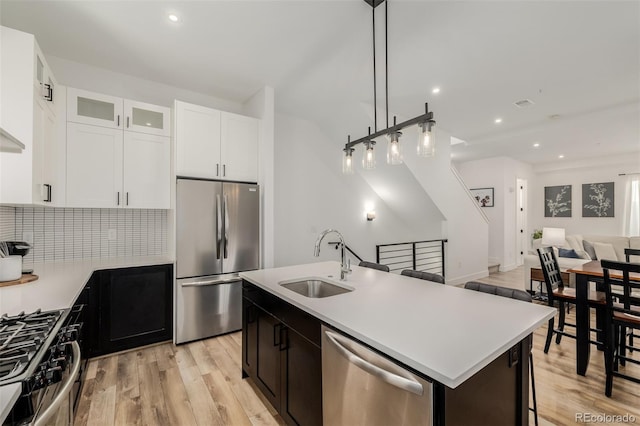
[1,308,82,426]
[0,309,67,387]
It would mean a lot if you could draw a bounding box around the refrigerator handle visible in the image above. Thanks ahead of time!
[224,194,229,259]
[216,194,222,260]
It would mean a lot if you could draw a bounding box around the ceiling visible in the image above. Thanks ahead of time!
[1,0,639,166]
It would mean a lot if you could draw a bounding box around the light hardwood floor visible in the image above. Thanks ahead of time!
[75,267,640,426]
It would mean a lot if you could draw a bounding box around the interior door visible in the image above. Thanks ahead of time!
[176,179,222,278]
[222,183,259,273]
[516,178,527,266]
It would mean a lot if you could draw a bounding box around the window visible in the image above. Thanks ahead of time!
[623,176,640,236]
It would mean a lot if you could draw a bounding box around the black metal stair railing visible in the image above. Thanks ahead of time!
[376,239,448,277]
[327,241,364,263]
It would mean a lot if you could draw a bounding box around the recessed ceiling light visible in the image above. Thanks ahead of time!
[494,118,502,124]
[432,87,440,94]
[533,143,540,148]
[558,154,564,159]
[168,14,179,22]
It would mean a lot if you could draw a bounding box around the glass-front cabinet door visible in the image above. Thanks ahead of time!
[123,100,170,137]
[67,87,123,129]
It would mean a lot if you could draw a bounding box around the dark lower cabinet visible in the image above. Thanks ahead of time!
[280,326,323,426]
[242,281,322,426]
[76,264,173,357]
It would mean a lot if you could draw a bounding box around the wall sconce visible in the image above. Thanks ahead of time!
[366,211,376,221]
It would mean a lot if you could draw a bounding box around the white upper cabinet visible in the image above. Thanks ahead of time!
[66,123,123,208]
[68,89,170,137]
[220,111,259,183]
[123,132,170,208]
[66,88,171,209]
[124,99,170,137]
[0,26,64,205]
[175,100,259,183]
[67,88,123,129]
[175,101,221,179]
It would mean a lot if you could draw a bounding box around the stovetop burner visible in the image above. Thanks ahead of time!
[0,309,64,384]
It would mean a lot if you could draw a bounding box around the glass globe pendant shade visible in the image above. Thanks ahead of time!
[417,121,435,157]
[386,131,403,165]
[362,141,376,170]
[342,148,355,174]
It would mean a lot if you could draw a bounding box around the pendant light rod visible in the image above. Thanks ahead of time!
[372,4,377,132]
[345,103,434,150]
[385,0,389,129]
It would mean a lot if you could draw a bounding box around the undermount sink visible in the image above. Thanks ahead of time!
[279,278,353,298]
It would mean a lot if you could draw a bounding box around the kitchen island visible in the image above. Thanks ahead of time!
[240,261,556,426]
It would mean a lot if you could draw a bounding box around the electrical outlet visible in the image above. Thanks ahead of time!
[107,229,117,241]
[23,231,34,245]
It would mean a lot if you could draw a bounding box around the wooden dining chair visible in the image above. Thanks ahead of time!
[537,247,606,353]
[400,269,445,284]
[623,249,640,351]
[358,261,390,272]
[600,259,640,397]
[463,281,538,426]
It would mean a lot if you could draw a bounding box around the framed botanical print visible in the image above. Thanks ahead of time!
[582,182,614,217]
[544,185,571,217]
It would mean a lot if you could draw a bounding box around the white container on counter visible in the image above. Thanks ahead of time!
[0,256,22,281]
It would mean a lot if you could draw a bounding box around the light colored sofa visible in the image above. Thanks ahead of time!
[523,234,640,291]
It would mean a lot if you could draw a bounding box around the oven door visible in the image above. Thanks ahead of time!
[31,341,81,426]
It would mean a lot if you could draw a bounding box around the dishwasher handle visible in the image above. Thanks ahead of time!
[181,278,239,287]
[324,330,424,396]
[33,341,81,426]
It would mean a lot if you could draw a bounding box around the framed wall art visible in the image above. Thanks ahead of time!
[582,182,614,217]
[470,188,494,207]
[544,185,571,217]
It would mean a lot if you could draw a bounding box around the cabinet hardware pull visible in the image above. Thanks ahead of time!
[216,164,219,176]
[44,184,52,203]
[117,192,120,206]
[273,324,281,347]
[223,164,226,177]
[117,115,120,126]
[279,327,288,351]
[127,116,130,128]
[126,192,129,206]
[44,84,53,102]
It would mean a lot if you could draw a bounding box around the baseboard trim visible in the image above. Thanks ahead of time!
[446,270,489,286]
[499,263,518,272]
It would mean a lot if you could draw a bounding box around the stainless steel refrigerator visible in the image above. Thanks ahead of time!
[176,178,259,344]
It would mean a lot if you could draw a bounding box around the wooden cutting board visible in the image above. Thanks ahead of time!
[0,274,39,287]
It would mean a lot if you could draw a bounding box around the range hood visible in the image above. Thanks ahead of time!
[0,127,25,152]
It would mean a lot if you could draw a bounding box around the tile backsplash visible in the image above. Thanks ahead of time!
[0,207,167,265]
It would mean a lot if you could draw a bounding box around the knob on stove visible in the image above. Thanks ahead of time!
[45,366,63,385]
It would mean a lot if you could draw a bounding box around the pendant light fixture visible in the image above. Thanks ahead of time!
[341,0,436,173]
[363,140,376,169]
[417,121,435,157]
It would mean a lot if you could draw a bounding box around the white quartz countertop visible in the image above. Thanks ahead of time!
[0,255,174,316]
[240,261,556,389]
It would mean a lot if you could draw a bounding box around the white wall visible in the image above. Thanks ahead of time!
[47,55,243,111]
[274,113,441,268]
[244,87,275,268]
[531,155,640,236]
[402,126,489,285]
[457,157,533,271]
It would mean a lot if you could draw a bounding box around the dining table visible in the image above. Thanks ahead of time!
[567,260,640,376]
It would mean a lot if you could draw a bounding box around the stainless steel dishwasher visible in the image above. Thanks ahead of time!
[321,325,433,425]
